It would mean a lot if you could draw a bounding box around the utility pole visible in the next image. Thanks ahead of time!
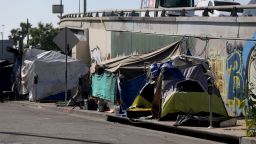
[79,0,81,13]
[1,25,4,56]
[84,0,86,13]
[60,0,63,17]
[1,32,3,56]
[27,19,29,48]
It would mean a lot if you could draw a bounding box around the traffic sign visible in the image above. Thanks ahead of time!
[53,27,80,105]
[53,27,79,53]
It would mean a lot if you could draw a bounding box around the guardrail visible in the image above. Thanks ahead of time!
[61,4,256,19]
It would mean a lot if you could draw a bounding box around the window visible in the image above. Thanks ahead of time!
[159,0,193,8]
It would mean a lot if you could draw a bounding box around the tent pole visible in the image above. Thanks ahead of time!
[65,27,68,104]
[208,77,214,129]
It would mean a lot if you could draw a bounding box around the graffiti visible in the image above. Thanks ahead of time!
[90,46,101,64]
[208,43,226,96]
[226,41,245,115]
[248,51,256,101]
[210,59,225,95]
[242,33,256,102]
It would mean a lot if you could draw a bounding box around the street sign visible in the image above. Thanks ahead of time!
[53,27,80,105]
[53,27,79,53]
[52,5,64,14]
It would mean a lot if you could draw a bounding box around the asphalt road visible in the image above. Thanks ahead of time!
[0,102,223,144]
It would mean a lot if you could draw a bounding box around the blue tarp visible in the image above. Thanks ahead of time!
[119,74,147,111]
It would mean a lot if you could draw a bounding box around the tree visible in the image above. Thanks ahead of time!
[29,22,59,51]
[8,28,19,47]
[8,21,32,48]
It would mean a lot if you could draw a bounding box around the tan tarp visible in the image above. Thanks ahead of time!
[100,40,182,72]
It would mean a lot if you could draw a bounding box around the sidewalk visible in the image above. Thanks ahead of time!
[10,101,256,144]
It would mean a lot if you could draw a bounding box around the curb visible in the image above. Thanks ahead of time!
[11,101,107,119]
[11,101,256,144]
[106,115,240,144]
[240,137,256,144]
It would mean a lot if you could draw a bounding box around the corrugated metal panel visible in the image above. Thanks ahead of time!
[111,32,181,58]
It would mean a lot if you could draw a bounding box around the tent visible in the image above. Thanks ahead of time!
[127,55,228,120]
[94,40,182,112]
[127,82,155,118]
[21,49,89,101]
[157,56,228,120]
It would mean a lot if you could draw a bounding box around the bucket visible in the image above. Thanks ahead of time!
[84,99,89,110]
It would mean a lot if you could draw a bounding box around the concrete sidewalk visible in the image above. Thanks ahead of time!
[10,101,256,144]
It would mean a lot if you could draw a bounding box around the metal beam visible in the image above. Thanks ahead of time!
[84,0,86,13]
[61,4,256,18]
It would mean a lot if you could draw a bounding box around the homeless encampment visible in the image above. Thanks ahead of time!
[21,49,89,101]
[127,55,228,123]
[92,40,181,113]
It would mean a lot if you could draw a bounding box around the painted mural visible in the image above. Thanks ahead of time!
[242,33,256,104]
[249,57,256,102]
[207,40,226,98]
[225,41,245,116]
[203,34,256,116]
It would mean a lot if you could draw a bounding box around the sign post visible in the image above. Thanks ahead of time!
[53,27,79,105]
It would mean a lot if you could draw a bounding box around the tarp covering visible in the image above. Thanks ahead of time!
[21,49,89,101]
[118,74,147,111]
[100,40,181,72]
[161,92,228,120]
[91,72,117,102]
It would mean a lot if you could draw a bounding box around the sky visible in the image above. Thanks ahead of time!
[0,0,250,39]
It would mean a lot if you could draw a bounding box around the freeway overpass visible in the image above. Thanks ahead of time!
[59,5,256,116]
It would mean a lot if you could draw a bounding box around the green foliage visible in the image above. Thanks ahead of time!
[9,21,59,51]
[244,83,256,137]
[9,29,19,47]
[8,21,32,48]
[29,22,59,51]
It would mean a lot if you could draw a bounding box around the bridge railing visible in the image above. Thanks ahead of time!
[61,4,256,19]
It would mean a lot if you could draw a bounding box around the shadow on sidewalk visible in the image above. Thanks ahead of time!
[0,131,113,144]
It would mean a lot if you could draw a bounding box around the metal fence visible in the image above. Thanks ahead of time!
[61,4,256,19]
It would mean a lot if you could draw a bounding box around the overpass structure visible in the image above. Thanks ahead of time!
[59,5,256,116]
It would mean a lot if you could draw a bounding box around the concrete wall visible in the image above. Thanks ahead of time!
[72,29,91,66]
[89,23,112,64]
[72,41,91,66]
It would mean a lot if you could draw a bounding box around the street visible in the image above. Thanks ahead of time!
[0,102,223,144]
